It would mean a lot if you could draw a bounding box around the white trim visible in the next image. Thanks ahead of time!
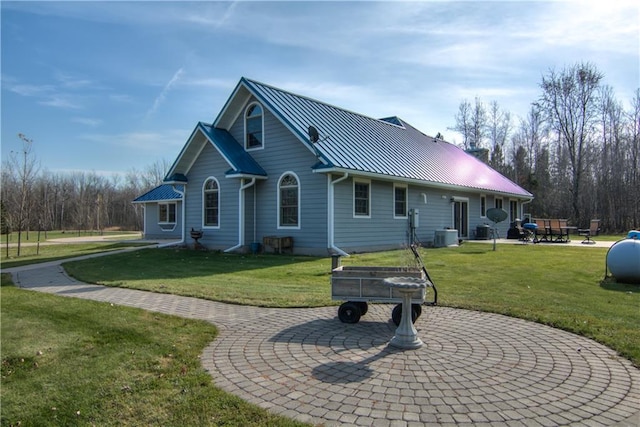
[393,183,408,219]
[353,178,371,218]
[224,178,256,252]
[509,199,519,222]
[244,101,264,151]
[172,185,185,244]
[277,171,301,230]
[328,173,349,256]
[158,202,177,230]
[314,166,533,201]
[480,194,487,218]
[202,177,221,229]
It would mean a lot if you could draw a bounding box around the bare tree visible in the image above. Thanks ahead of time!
[625,89,640,229]
[538,62,603,223]
[2,134,40,255]
[469,97,487,150]
[450,99,473,150]
[486,100,511,171]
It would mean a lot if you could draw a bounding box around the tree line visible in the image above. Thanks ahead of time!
[2,61,638,255]
[450,62,639,232]
[1,144,168,254]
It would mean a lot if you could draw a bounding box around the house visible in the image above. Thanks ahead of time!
[134,77,533,255]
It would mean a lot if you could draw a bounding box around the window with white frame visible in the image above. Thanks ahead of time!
[203,178,220,227]
[354,180,370,217]
[278,173,299,228]
[245,103,263,149]
[509,200,518,222]
[480,194,487,217]
[394,184,407,217]
[158,203,176,224]
[495,197,503,210]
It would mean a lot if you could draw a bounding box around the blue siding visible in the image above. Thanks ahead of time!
[141,201,182,240]
[332,177,515,251]
[229,97,328,253]
[184,142,239,249]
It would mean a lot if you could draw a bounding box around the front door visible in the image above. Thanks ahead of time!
[453,200,468,239]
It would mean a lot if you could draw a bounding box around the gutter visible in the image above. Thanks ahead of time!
[328,172,349,257]
[225,178,257,253]
[315,166,533,200]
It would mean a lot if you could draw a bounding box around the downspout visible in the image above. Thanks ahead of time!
[172,185,186,246]
[225,178,256,253]
[328,172,349,256]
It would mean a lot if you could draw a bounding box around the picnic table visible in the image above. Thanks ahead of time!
[532,219,576,243]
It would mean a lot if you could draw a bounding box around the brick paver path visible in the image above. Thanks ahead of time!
[9,264,640,426]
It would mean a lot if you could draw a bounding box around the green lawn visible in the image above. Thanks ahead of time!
[1,242,152,269]
[0,277,306,427]
[63,243,639,367]
[3,240,638,425]
[1,230,140,243]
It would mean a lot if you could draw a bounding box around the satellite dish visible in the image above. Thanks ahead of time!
[308,125,319,143]
[486,208,508,223]
[485,208,507,251]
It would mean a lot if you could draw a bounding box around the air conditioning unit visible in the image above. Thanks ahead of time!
[434,230,458,247]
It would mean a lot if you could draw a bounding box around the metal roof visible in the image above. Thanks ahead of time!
[133,184,183,203]
[239,78,532,198]
[164,123,267,182]
[198,123,267,177]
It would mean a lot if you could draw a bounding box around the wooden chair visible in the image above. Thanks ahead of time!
[533,219,550,242]
[549,219,563,242]
[558,219,570,242]
[578,219,600,244]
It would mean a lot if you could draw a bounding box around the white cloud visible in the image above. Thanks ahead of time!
[72,117,102,127]
[145,68,184,118]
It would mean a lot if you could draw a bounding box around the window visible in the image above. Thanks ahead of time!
[480,195,486,217]
[354,180,370,217]
[495,197,503,210]
[510,200,518,222]
[159,203,176,223]
[278,173,299,228]
[245,103,263,149]
[394,184,407,217]
[203,178,220,227]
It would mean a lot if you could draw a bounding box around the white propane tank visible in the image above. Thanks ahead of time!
[606,236,640,284]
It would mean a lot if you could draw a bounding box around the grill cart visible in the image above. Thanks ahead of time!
[331,245,437,325]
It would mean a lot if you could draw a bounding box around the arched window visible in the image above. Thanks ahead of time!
[203,178,220,227]
[278,173,299,228]
[245,103,263,149]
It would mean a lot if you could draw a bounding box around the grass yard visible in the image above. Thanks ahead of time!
[0,276,306,427]
[63,243,639,367]
[1,230,140,243]
[1,242,152,269]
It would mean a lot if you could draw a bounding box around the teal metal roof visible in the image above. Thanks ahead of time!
[197,123,267,177]
[164,122,267,182]
[133,184,182,203]
[234,78,532,198]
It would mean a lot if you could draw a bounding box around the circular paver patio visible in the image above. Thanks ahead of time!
[10,264,640,426]
[204,304,639,426]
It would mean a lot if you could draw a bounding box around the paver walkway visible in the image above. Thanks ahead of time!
[6,262,639,427]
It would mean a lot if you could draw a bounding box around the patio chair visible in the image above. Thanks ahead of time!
[578,219,600,244]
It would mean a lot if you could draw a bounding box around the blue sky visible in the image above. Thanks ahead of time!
[2,1,638,178]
